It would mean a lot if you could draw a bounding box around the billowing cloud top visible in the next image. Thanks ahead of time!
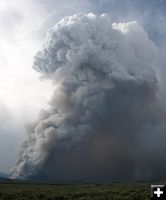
[34,13,156,77]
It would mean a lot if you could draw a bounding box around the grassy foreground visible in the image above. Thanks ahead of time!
[0,182,150,200]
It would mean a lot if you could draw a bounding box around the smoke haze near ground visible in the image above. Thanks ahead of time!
[10,13,166,181]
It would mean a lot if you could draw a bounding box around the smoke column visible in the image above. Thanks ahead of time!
[11,13,166,181]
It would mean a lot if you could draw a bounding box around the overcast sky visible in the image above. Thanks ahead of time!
[0,0,166,174]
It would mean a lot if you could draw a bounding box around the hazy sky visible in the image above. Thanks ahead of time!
[0,0,166,175]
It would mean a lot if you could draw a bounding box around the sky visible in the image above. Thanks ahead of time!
[0,0,166,180]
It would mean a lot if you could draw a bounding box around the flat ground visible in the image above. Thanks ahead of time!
[0,182,151,200]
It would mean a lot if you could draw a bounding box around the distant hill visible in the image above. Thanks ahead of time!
[0,177,10,181]
[0,172,8,178]
[0,172,12,182]
[0,173,26,183]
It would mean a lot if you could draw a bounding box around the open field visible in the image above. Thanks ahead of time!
[0,181,152,200]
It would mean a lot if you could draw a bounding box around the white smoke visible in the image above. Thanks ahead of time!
[11,13,165,181]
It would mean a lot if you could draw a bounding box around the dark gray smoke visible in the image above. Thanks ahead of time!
[11,13,166,181]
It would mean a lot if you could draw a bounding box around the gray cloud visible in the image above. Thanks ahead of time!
[11,13,166,181]
[0,104,26,173]
[0,0,53,174]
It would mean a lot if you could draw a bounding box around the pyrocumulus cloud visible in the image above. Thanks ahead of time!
[11,13,166,181]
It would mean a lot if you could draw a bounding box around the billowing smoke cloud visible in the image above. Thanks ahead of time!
[11,13,166,181]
